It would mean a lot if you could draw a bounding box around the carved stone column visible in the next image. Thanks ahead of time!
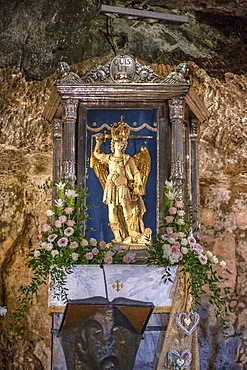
[53,118,63,182]
[62,98,79,182]
[169,98,185,198]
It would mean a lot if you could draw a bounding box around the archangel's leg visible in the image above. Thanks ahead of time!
[108,203,122,242]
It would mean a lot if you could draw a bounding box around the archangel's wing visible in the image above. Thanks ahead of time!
[90,154,108,190]
[133,146,151,195]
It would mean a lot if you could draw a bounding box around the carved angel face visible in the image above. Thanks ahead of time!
[111,140,127,154]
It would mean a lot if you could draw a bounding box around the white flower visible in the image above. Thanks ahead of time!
[41,242,48,249]
[45,243,53,251]
[71,252,79,261]
[47,233,58,242]
[163,249,172,259]
[64,227,74,237]
[168,237,176,245]
[89,238,97,246]
[81,239,89,247]
[177,210,185,217]
[57,237,68,247]
[162,243,171,251]
[181,247,188,254]
[212,256,219,264]
[181,238,188,246]
[169,253,181,264]
[46,210,54,217]
[219,260,226,268]
[56,181,66,189]
[51,250,59,258]
[165,180,173,189]
[166,192,175,200]
[0,306,7,316]
[34,250,41,258]
[198,254,208,265]
[55,199,64,207]
[206,251,213,259]
[188,236,196,245]
[106,250,114,257]
[178,232,186,238]
[65,189,78,198]
[176,218,185,226]
[113,243,122,252]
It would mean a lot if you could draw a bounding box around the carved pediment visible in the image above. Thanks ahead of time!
[57,55,190,85]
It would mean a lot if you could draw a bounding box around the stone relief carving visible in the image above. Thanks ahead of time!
[57,56,190,85]
[164,63,190,85]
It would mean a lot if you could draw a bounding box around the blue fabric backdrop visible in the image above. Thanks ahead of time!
[86,109,157,243]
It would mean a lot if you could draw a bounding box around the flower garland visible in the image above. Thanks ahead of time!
[9,181,135,328]
[148,180,231,335]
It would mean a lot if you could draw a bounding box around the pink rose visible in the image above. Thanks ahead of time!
[92,247,99,255]
[89,238,97,246]
[70,241,78,249]
[165,216,174,223]
[64,207,73,215]
[169,207,177,215]
[175,200,184,208]
[67,219,75,226]
[41,224,50,232]
[99,240,107,249]
[54,220,62,228]
[123,255,131,264]
[104,256,113,264]
[174,241,180,247]
[171,245,180,253]
[86,252,94,260]
[166,227,173,235]
[59,215,67,223]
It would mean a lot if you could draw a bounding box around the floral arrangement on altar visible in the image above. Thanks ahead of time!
[9,181,135,328]
[9,178,230,335]
[148,179,231,334]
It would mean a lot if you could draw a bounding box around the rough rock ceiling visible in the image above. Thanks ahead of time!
[0,0,246,80]
[120,0,247,19]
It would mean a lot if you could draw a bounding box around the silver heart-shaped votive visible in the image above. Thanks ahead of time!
[176,311,200,336]
[168,349,192,369]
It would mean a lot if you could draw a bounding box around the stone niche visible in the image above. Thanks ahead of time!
[44,54,208,370]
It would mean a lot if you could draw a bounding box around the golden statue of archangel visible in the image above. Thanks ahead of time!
[90,116,152,246]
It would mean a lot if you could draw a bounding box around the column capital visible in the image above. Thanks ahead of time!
[63,98,79,122]
[168,97,185,123]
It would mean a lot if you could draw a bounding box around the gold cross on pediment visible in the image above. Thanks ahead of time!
[112,280,124,292]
